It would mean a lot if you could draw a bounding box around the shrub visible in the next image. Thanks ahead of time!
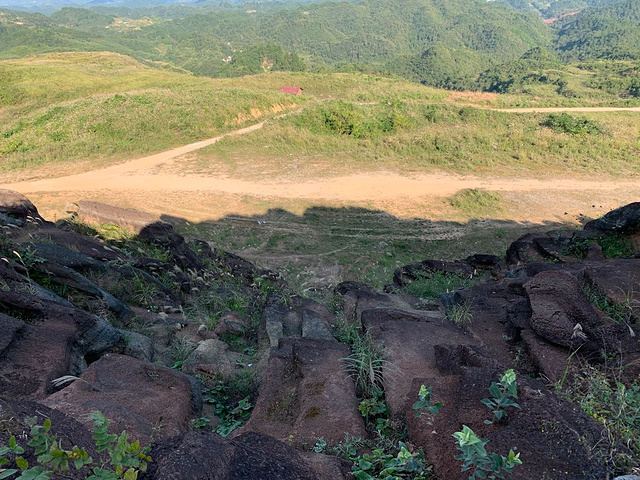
[542,113,602,135]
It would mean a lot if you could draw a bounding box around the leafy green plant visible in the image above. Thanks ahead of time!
[412,385,443,417]
[358,390,391,432]
[453,425,522,480]
[88,411,151,480]
[0,412,150,480]
[351,442,431,480]
[481,370,520,424]
[202,382,254,437]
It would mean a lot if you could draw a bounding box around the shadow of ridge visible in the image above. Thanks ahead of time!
[151,205,578,288]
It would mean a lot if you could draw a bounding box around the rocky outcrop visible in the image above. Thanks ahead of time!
[362,308,474,417]
[585,202,640,232]
[240,338,366,446]
[405,358,608,480]
[44,354,202,442]
[0,291,121,400]
[143,431,350,480]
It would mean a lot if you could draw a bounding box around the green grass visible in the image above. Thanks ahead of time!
[186,100,640,179]
[178,208,561,291]
[449,189,504,217]
[557,364,640,475]
[403,271,475,301]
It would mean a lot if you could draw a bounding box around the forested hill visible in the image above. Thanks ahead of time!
[0,0,551,86]
[0,0,638,90]
[555,0,640,60]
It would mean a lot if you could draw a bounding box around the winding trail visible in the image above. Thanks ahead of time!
[2,105,640,220]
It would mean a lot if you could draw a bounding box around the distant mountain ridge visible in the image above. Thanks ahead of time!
[0,0,638,90]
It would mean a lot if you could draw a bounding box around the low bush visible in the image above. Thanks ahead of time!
[542,113,603,135]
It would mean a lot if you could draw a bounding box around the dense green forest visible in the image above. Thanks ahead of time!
[0,0,638,91]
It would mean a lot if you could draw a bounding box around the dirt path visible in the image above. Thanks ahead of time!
[3,105,640,222]
[492,106,640,113]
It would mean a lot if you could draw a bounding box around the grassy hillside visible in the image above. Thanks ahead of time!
[181,100,640,179]
[0,52,305,173]
[1,51,639,179]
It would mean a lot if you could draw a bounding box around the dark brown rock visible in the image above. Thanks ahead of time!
[524,271,605,350]
[362,308,474,417]
[143,431,350,480]
[0,189,38,218]
[584,202,640,233]
[0,291,121,400]
[44,353,202,442]
[239,338,366,446]
[405,366,607,480]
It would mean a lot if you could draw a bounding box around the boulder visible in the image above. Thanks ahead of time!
[182,339,235,377]
[214,311,248,336]
[0,189,39,218]
[405,364,608,480]
[0,291,121,400]
[584,258,640,308]
[524,271,606,350]
[44,353,202,442]
[118,329,155,362]
[240,338,366,446]
[585,202,640,232]
[362,308,475,417]
[142,431,350,480]
[339,282,439,324]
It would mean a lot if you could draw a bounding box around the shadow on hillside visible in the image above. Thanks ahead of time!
[154,205,581,288]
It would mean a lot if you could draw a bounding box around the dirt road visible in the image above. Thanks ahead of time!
[492,106,640,113]
[2,105,640,222]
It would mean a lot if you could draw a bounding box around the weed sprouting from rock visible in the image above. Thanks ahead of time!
[453,425,522,480]
[482,369,520,424]
[343,332,388,399]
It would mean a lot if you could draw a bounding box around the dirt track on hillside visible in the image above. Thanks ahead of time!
[2,105,640,222]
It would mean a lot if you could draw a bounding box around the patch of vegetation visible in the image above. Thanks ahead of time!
[342,331,388,399]
[583,283,637,325]
[542,113,603,135]
[0,411,151,480]
[201,373,258,437]
[449,190,503,217]
[556,364,640,474]
[564,234,635,260]
[447,302,473,329]
[317,101,408,139]
[404,270,474,301]
[453,426,522,480]
[481,369,521,424]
